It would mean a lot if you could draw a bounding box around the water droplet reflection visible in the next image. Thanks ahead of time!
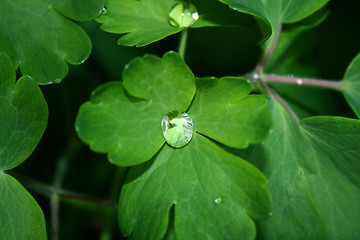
[161,111,193,148]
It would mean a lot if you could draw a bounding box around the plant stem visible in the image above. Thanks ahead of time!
[100,167,128,240]
[257,24,283,73]
[178,28,188,58]
[50,163,65,239]
[50,136,82,240]
[9,172,118,207]
[253,24,300,122]
[51,194,60,240]
[263,74,343,90]
[256,77,300,122]
[57,192,118,208]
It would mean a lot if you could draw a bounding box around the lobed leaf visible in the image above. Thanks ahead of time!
[343,52,360,117]
[97,0,270,47]
[240,100,360,239]
[0,0,96,84]
[0,53,48,171]
[122,52,196,111]
[75,52,196,166]
[188,76,272,149]
[119,134,272,240]
[0,173,47,240]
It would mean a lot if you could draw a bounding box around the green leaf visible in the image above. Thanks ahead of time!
[122,52,195,108]
[240,100,360,239]
[343,52,360,117]
[97,0,270,47]
[280,6,330,33]
[52,0,105,22]
[0,173,47,240]
[0,53,48,171]
[0,0,93,84]
[119,134,272,240]
[75,51,196,166]
[219,0,329,30]
[189,77,272,149]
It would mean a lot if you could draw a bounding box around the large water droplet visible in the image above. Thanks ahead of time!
[161,111,193,148]
[168,2,199,28]
[214,196,224,205]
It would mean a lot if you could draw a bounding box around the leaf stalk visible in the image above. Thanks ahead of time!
[100,167,128,240]
[262,74,343,90]
[257,24,283,73]
[9,171,118,209]
[178,28,189,58]
[256,77,300,122]
[50,136,81,240]
[254,24,300,122]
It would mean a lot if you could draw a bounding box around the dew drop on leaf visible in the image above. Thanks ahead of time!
[214,196,224,205]
[168,2,199,28]
[161,111,193,148]
[53,78,62,84]
[101,7,108,16]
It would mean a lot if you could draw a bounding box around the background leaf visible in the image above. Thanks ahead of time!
[97,0,270,47]
[0,53,48,171]
[0,0,93,84]
[188,76,272,149]
[343,52,360,117]
[75,52,196,166]
[264,6,330,75]
[119,134,272,240]
[219,0,329,30]
[0,173,47,240]
[239,100,360,240]
[52,0,104,22]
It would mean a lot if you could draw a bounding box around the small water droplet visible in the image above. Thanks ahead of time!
[53,78,62,84]
[161,111,193,148]
[214,196,224,205]
[253,73,260,80]
[101,7,108,15]
[168,2,199,28]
